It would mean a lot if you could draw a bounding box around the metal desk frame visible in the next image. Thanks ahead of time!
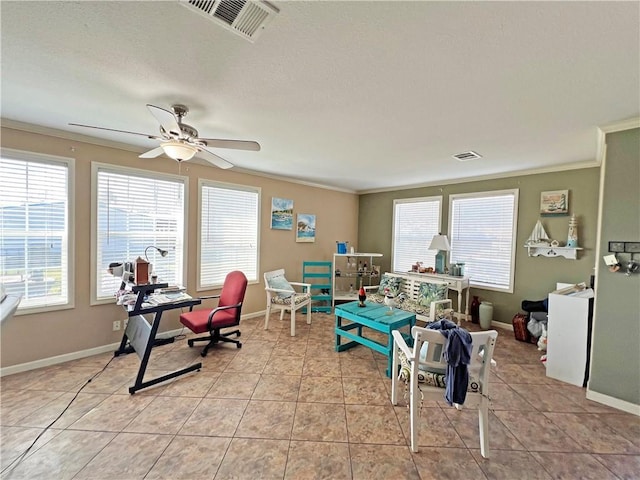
[114,282,202,394]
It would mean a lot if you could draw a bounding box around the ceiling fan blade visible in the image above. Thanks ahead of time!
[69,123,161,140]
[199,138,261,151]
[196,147,234,169]
[147,104,181,136]
[139,146,165,159]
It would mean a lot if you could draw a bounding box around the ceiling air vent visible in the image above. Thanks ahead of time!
[181,0,279,42]
[453,151,482,161]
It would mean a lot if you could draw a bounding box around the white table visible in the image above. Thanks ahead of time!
[395,271,470,322]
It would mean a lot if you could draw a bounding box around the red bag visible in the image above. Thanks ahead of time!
[512,313,532,343]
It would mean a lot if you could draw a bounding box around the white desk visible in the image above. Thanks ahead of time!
[396,271,470,321]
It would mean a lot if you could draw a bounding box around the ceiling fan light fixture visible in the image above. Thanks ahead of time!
[161,140,197,161]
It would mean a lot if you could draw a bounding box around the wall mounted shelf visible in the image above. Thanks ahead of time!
[526,245,582,259]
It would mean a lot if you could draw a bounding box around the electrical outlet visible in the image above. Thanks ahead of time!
[112,320,121,331]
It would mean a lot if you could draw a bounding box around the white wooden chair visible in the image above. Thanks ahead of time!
[264,269,312,336]
[391,325,498,457]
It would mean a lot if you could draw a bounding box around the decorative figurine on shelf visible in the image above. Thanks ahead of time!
[566,214,579,248]
[383,287,395,315]
[358,280,367,307]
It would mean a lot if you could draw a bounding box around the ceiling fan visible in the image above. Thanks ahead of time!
[69,104,260,169]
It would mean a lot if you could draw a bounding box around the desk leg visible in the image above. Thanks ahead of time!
[464,287,470,322]
[128,311,201,394]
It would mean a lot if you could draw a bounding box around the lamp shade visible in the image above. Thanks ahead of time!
[428,234,450,252]
[161,141,197,161]
[144,245,169,262]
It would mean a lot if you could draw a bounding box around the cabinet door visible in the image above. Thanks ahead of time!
[546,293,590,386]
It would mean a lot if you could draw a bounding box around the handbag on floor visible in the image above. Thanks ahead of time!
[512,313,534,343]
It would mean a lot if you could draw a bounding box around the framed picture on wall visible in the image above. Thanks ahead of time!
[296,214,316,242]
[540,190,569,216]
[270,197,293,230]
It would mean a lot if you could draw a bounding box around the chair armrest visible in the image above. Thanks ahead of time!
[288,281,312,293]
[207,301,242,330]
[391,329,413,359]
[431,299,452,309]
[266,287,296,295]
[429,298,453,321]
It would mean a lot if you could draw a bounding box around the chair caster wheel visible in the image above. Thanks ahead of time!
[188,340,194,348]
[236,342,242,348]
[237,332,241,337]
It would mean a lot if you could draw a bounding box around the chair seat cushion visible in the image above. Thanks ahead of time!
[398,351,481,393]
[368,294,447,318]
[270,293,311,305]
[180,309,238,334]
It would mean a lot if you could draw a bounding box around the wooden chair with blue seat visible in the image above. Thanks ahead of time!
[264,269,311,336]
[391,325,498,457]
[179,270,248,357]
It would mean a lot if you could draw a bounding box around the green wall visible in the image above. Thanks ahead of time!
[358,168,600,324]
[590,128,640,405]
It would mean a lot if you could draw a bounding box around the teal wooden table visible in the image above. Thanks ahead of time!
[335,301,415,377]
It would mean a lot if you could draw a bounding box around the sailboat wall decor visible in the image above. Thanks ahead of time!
[525,220,551,246]
[524,219,582,260]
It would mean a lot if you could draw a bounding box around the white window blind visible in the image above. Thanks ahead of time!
[392,197,442,272]
[0,154,70,310]
[95,166,185,300]
[199,181,259,289]
[449,190,518,292]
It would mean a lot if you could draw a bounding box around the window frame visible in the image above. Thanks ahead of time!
[0,148,75,314]
[197,179,260,291]
[391,196,443,273]
[90,162,188,305]
[448,189,519,293]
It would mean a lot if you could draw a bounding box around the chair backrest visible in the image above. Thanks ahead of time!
[219,271,248,319]
[412,326,498,387]
[264,269,286,285]
[264,269,295,298]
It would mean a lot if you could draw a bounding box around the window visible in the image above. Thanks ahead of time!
[392,196,442,272]
[199,181,259,289]
[449,189,519,292]
[93,164,186,302]
[199,180,259,289]
[0,150,73,312]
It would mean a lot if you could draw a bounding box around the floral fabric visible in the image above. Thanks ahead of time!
[417,282,448,308]
[378,274,403,297]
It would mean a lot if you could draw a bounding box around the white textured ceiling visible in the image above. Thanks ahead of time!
[1,1,638,192]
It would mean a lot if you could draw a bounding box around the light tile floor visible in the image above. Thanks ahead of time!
[1,313,639,479]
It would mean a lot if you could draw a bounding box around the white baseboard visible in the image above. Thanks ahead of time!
[1,311,271,377]
[586,389,640,416]
[0,327,185,377]
[491,320,513,331]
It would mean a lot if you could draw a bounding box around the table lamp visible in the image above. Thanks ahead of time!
[428,234,450,274]
[144,245,168,262]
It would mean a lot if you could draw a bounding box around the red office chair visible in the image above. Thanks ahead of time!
[179,270,248,357]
